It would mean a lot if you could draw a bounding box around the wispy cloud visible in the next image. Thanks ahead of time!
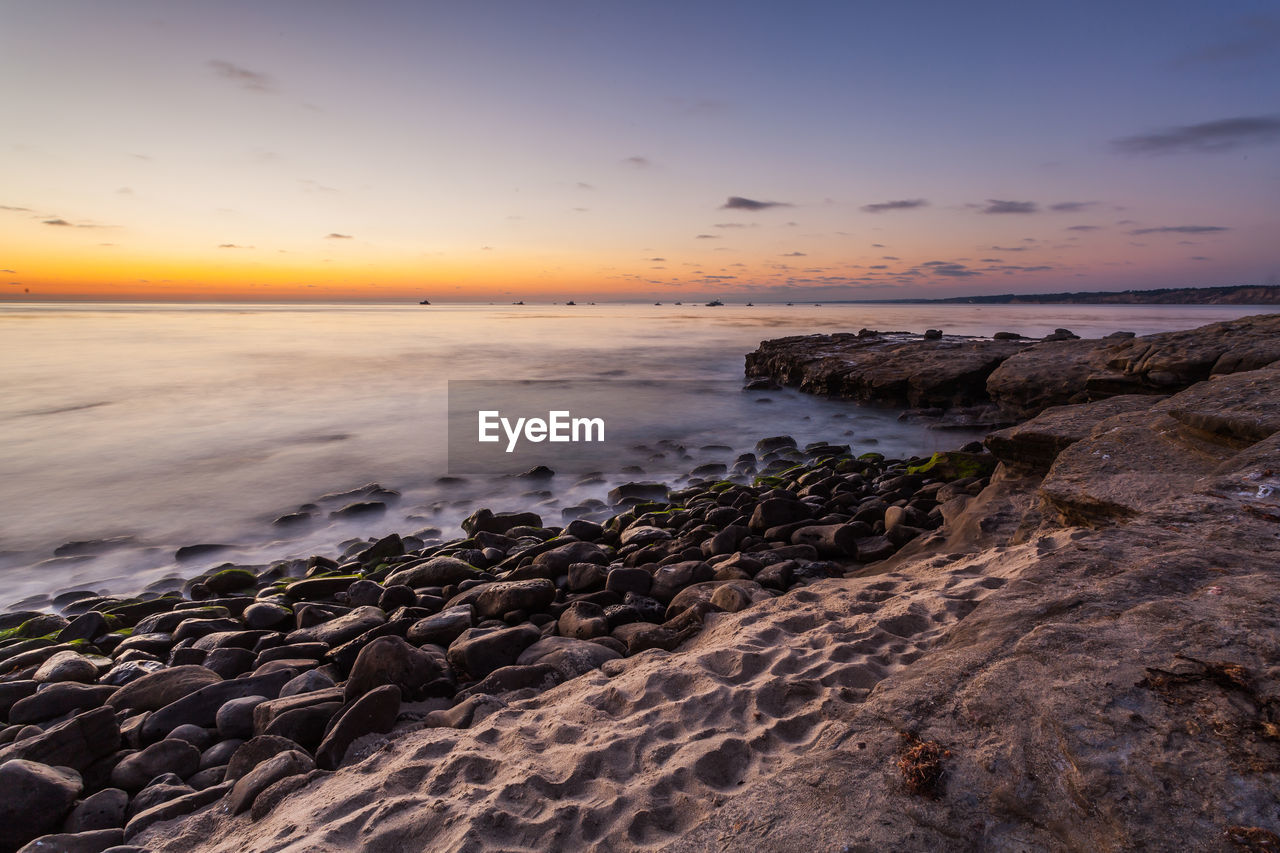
[981,199,1037,214]
[218,243,254,249]
[0,204,32,212]
[782,251,807,257]
[621,156,651,168]
[325,232,353,239]
[209,60,274,92]
[1173,15,1280,67]
[860,198,927,213]
[695,234,719,239]
[1128,225,1229,235]
[1049,201,1097,212]
[1066,225,1102,232]
[721,196,792,211]
[1112,115,1280,154]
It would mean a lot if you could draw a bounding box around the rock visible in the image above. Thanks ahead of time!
[109,739,200,792]
[343,636,450,702]
[126,778,194,820]
[356,534,404,566]
[139,669,298,743]
[248,772,312,821]
[447,625,542,680]
[0,760,83,851]
[164,724,215,751]
[710,582,764,613]
[17,828,123,853]
[56,612,110,644]
[985,395,1160,474]
[649,560,714,603]
[252,688,345,735]
[384,557,478,588]
[224,735,308,781]
[420,694,505,730]
[746,332,1030,409]
[455,663,562,700]
[329,501,386,520]
[279,669,335,698]
[31,650,99,684]
[406,606,474,647]
[106,666,223,712]
[472,579,555,620]
[557,601,609,640]
[527,541,609,576]
[0,707,121,772]
[198,739,243,770]
[0,680,40,717]
[619,525,671,547]
[286,606,386,646]
[567,562,607,591]
[203,568,257,594]
[702,524,750,556]
[315,685,401,771]
[564,519,604,541]
[855,535,897,563]
[243,602,292,630]
[122,780,232,841]
[606,482,669,504]
[9,683,118,724]
[516,637,621,678]
[748,499,813,532]
[63,787,129,832]
[203,647,257,679]
[461,508,543,536]
[611,623,681,655]
[344,580,385,607]
[605,567,652,596]
[789,523,861,557]
[227,750,314,815]
[98,660,166,687]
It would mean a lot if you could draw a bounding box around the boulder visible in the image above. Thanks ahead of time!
[227,751,314,815]
[139,669,298,743]
[109,739,201,792]
[225,735,308,781]
[516,636,622,678]
[384,557,478,588]
[447,625,542,680]
[0,707,121,772]
[0,760,83,851]
[406,606,474,647]
[472,579,555,620]
[63,787,129,832]
[9,683,117,724]
[343,636,450,701]
[106,665,223,712]
[315,685,401,771]
[18,829,123,853]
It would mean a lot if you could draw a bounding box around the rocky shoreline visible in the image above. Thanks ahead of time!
[3,311,1279,852]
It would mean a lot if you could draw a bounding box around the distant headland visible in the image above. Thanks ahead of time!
[845,284,1280,305]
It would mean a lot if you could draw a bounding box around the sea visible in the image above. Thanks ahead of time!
[0,301,1269,608]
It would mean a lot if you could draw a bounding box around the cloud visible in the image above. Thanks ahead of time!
[43,218,71,226]
[0,205,32,212]
[1049,201,1096,212]
[981,199,1037,214]
[649,257,666,262]
[621,156,651,168]
[1112,115,1280,154]
[576,182,594,190]
[1066,225,1102,232]
[713,222,753,229]
[325,232,353,239]
[695,234,719,239]
[1174,16,1280,67]
[989,245,1028,252]
[209,60,274,92]
[1128,225,1229,235]
[721,196,791,211]
[860,198,927,213]
[926,262,981,277]
[782,251,807,257]
[218,243,254,249]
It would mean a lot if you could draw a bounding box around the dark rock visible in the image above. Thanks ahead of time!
[225,735,308,781]
[280,669,334,697]
[63,788,128,832]
[461,508,543,536]
[702,524,750,556]
[315,685,400,771]
[109,738,200,792]
[261,704,340,750]
[473,579,555,620]
[406,606,474,647]
[228,749,314,815]
[203,568,257,594]
[0,707,121,772]
[377,585,417,612]
[203,647,257,679]
[516,637,621,678]
[356,534,404,566]
[749,498,813,532]
[446,625,542,680]
[384,557,478,588]
[286,606,386,646]
[126,778,194,820]
[0,680,39,717]
[139,669,298,743]
[0,759,83,851]
[606,482,669,504]
[106,665,222,712]
[10,683,117,724]
[251,688,345,734]
[855,535,897,562]
[329,501,386,520]
[557,601,609,640]
[567,562,607,591]
[57,612,110,644]
[18,828,123,853]
[455,663,562,700]
[611,623,681,655]
[649,560,714,603]
[198,738,243,770]
[344,636,450,702]
[604,567,651,596]
[256,643,328,665]
[175,544,230,562]
[122,780,232,842]
[789,523,861,557]
[619,525,671,547]
[243,602,292,630]
[249,772,312,821]
[164,724,216,751]
[564,519,604,541]
[344,580,385,607]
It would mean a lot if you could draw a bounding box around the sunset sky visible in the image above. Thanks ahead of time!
[2,0,1278,301]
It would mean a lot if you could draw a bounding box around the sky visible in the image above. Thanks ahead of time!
[1,0,1278,302]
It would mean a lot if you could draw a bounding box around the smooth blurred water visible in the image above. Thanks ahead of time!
[0,301,1268,606]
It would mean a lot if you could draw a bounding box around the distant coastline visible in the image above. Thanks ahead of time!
[839,284,1280,306]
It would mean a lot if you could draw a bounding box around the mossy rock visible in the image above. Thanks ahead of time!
[753,475,785,488]
[204,567,259,594]
[906,451,997,480]
[708,481,735,493]
[857,452,885,463]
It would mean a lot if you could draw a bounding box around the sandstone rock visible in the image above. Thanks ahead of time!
[122,780,232,841]
[16,828,122,853]
[224,735,308,781]
[139,669,298,743]
[0,707,121,772]
[10,683,117,724]
[384,557,478,588]
[406,606,474,647]
[473,579,555,620]
[516,636,621,678]
[557,601,609,640]
[455,663,562,700]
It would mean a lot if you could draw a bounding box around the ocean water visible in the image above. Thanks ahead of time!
[0,301,1268,607]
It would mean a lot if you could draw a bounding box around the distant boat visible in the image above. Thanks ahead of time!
[566,300,576,305]
[745,302,753,306]
[654,301,662,305]
[512,300,524,305]
[705,299,724,307]
[674,301,682,305]
[418,299,431,305]
[786,302,793,306]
